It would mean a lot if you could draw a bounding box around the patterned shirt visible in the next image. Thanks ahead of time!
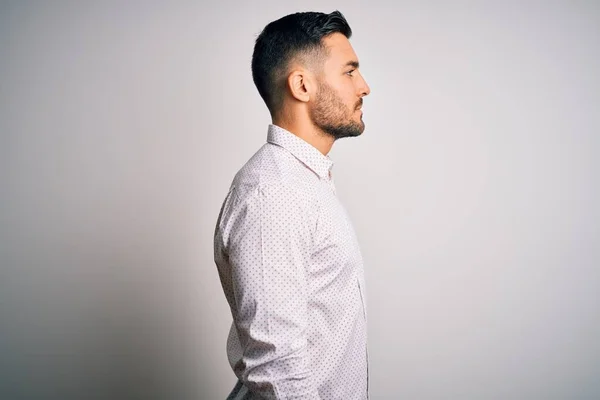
[214,124,368,399]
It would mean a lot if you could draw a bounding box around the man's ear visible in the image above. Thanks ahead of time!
[287,68,314,103]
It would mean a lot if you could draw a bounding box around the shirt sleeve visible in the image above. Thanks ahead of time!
[226,183,319,399]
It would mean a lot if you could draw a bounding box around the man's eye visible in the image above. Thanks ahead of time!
[346,69,355,76]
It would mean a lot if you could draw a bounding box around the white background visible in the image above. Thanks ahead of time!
[1,1,599,399]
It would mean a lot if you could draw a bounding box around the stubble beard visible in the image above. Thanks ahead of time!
[310,82,365,141]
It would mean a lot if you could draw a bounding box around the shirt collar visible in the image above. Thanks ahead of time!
[267,124,334,180]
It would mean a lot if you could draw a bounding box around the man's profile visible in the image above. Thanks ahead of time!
[214,10,371,399]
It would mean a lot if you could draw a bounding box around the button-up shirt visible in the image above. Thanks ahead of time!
[214,124,368,399]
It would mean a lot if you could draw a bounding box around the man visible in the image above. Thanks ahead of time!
[214,10,371,399]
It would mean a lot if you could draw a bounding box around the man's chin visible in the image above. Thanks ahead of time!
[334,127,364,140]
[316,119,365,140]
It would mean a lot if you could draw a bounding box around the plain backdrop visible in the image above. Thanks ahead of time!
[1,1,599,399]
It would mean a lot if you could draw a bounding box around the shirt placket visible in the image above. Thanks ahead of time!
[327,168,336,195]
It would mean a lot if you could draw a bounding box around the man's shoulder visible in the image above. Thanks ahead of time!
[231,142,319,198]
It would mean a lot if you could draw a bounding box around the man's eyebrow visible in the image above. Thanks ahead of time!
[344,60,360,69]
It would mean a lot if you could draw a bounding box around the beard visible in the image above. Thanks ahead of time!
[310,81,365,140]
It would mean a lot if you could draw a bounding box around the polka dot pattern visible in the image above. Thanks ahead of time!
[215,125,368,399]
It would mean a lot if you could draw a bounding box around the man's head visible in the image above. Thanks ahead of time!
[251,11,370,140]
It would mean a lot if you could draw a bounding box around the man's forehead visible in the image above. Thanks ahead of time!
[322,33,358,64]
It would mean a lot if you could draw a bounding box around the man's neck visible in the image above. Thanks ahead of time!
[272,118,335,156]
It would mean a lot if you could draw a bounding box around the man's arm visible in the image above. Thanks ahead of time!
[227,183,319,399]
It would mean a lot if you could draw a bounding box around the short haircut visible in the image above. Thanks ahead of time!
[251,11,352,115]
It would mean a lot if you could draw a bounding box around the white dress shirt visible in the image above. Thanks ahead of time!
[214,125,368,399]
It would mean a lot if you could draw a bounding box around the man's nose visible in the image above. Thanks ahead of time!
[359,74,371,97]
